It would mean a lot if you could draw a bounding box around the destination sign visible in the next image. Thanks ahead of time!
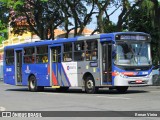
[115,34,149,41]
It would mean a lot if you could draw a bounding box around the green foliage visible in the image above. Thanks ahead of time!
[141,0,154,15]
[103,19,117,33]
[0,0,14,8]
[0,36,5,44]
[0,20,8,44]
[13,1,23,9]
[0,1,9,43]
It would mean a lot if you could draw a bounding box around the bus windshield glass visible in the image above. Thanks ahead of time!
[114,42,151,66]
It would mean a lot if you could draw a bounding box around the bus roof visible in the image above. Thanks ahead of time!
[4,32,150,50]
[100,32,150,39]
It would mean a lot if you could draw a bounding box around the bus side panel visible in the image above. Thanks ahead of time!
[22,64,32,85]
[21,74,29,85]
[77,61,101,87]
[3,65,15,85]
[22,64,50,86]
[52,61,100,87]
[35,64,50,86]
[61,62,78,87]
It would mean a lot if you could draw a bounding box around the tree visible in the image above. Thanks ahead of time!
[93,0,111,33]
[0,0,97,39]
[0,20,8,44]
[94,0,143,33]
[60,0,96,37]
[0,1,9,43]
[135,0,160,64]
[0,0,65,40]
[115,0,143,31]
[150,0,160,64]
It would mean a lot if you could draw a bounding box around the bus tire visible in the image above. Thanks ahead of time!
[28,76,44,92]
[116,86,128,93]
[85,76,97,94]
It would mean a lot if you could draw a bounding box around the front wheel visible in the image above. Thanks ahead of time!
[116,86,128,93]
[85,76,97,94]
[28,76,44,92]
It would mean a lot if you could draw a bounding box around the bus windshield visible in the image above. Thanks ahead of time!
[114,42,151,66]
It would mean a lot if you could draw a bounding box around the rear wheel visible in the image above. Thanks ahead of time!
[116,86,128,93]
[85,76,97,94]
[28,76,44,92]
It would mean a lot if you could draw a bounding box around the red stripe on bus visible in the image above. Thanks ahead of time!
[112,72,118,76]
[52,71,58,85]
[47,64,50,74]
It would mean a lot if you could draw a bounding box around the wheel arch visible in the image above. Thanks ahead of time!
[28,73,44,92]
[28,73,36,83]
[82,72,95,86]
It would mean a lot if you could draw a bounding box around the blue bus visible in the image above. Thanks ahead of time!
[3,32,153,93]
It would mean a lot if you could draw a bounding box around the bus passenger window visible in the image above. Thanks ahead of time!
[36,56,39,63]
[5,49,14,65]
[24,56,29,63]
[91,49,97,61]
[63,43,72,62]
[74,41,84,61]
[42,56,48,63]
[81,52,85,60]
[84,51,91,61]
[64,53,72,62]
[24,47,35,64]
[36,46,48,63]
[32,53,35,63]
[86,40,98,61]
[6,58,9,65]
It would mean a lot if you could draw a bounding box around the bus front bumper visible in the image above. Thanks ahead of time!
[113,75,152,86]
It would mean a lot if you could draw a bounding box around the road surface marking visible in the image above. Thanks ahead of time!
[96,96,131,100]
[38,92,61,95]
[0,107,6,111]
[150,91,160,93]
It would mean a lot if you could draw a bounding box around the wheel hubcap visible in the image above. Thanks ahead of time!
[87,80,93,89]
[30,79,35,89]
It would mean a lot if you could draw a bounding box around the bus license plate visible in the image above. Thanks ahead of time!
[135,80,142,83]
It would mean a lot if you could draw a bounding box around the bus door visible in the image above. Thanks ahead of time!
[49,45,62,86]
[15,49,23,85]
[102,43,112,85]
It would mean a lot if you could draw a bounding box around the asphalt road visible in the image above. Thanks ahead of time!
[0,81,160,120]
